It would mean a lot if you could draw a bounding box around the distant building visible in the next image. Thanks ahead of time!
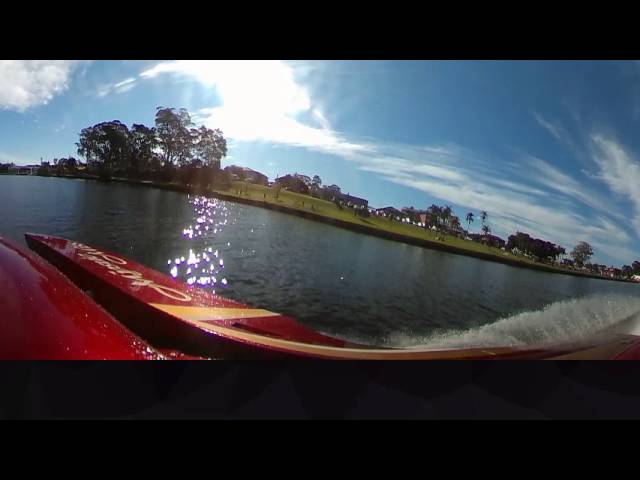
[224,166,269,185]
[632,275,640,283]
[376,206,403,218]
[17,165,39,175]
[400,207,433,225]
[311,184,340,201]
[274,174,309,194]
[246,170,268,185]
[325,184,341,194]
[340,193,368,208]
[470,233,506,248]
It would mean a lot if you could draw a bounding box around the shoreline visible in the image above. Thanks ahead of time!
[19,172,637,285]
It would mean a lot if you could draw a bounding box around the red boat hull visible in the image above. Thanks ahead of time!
[0,236,170,360]
[5,232,640,360]
[25,233,361,359]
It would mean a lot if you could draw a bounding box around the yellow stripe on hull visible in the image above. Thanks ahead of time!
[150,303,280,322]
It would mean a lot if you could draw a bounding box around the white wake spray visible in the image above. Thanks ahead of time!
[383,293,640,349]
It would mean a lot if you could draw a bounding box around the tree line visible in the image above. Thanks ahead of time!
[506,231,567,262]
[75,107,228,185]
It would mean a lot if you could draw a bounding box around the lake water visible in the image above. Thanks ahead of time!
[2,175,639,348]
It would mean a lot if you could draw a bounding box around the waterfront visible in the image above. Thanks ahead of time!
[2,175,639,347]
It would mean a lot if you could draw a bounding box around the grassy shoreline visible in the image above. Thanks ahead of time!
[21,172,637,284]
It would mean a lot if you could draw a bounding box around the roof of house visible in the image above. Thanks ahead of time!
[225,165,267,176]
[341,193,368,204]
[470,233,506,243]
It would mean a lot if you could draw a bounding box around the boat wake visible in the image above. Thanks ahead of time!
[383,293,640,350]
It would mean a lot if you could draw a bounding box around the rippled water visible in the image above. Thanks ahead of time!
[2,175,639,346]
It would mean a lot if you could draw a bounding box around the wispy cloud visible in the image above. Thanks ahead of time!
[140,60,373,157]
[590,134,640,238]
[0,60,81,111]
[533,112,569,143]
[524,155,625,221]
[97,77,137,97]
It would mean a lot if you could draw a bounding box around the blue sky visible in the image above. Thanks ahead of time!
[1,60,640,266]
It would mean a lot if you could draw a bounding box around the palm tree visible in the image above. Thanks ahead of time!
[481,224,491,236]
[480,210,488,226]
[465,212,474,232]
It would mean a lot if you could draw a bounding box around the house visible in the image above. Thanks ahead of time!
[242,168,268,185]
[376,206,403,218]
[632,275,640,283]
[470,233,506,248]
[312,184,341,200]
[400,207,422,223]
[340,193,368,208]
[224,166,269,185]
[274,174,309,194]
[325,184,341,195]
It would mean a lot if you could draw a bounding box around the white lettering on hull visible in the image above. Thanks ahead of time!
[71,242,192,302]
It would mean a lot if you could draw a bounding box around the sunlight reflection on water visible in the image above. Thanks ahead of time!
[167,195,230,294]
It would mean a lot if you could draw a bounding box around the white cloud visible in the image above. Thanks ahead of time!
[358,156,465,183]
[524,155,625,221]
[532,111,581,153]
[533,112,569,143]
[0,60,80,111]
[140,60,373,157]
[590,134,640,237]
[114,77,135,88]
[97,77,137,97]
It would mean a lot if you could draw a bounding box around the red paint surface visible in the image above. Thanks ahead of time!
[17,233,640,360]
[612,339,640,360]
[25,233,353,358]
[0,237,167,360]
